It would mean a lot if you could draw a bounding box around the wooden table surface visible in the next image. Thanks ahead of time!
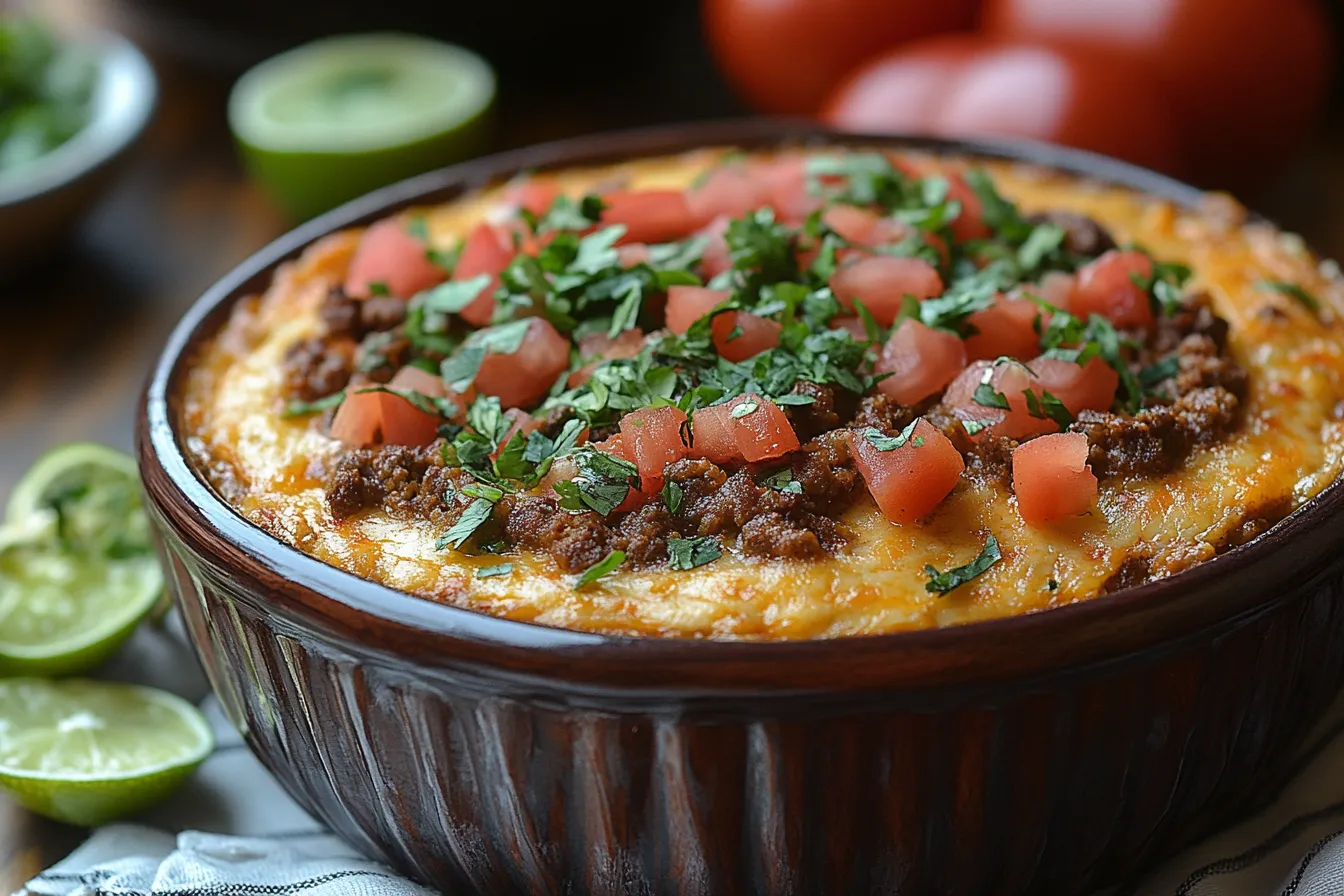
[6,5,1344,893]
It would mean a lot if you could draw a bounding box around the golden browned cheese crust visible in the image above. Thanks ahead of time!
[181,148,1344,639]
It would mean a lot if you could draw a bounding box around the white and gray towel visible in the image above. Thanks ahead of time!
[18,619,1344,896]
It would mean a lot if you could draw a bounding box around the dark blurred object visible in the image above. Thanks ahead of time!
[979,0,1334,189]
[0,26,155,271]
[702,0,977,115]
[821,35,1182,175]
[109,0,740,147]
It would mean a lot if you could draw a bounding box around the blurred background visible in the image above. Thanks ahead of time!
[2,0,1344,495]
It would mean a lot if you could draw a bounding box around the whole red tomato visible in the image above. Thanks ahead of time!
[979,0,1333,185]
[703,0,979,115]
[822,35,1183,174]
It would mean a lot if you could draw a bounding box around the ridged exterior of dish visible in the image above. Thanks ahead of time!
[149,512,1344,895]
[139,122,1344,895]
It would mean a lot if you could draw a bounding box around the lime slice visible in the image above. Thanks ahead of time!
[0,525,163,676]
[229,33,496,221]
[0,678,212,825]
[6,442,151,557]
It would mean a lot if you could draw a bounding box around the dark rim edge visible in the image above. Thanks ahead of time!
[138,119,1344,689]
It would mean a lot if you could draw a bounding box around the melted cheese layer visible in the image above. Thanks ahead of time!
[182,148,1344,639]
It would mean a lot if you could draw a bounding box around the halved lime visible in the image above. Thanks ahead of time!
[0,678,212,825]
[0,525,163,677]
[229,33,496,221]
[6,442,151,557]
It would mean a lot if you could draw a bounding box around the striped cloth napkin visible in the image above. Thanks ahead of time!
[17,619,1344,896]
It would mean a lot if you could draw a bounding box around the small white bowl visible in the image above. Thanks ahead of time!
[0,30,157,270]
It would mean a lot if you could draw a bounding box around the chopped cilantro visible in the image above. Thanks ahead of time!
[476,563,513,579]
[366,280,391,297]
[553,447,639,515]
[924,535,1002,596]
[973,383,1011,410]
[410,274,491,316]
[1024,389,1072,428]
[859,419,921,451]
[1047,578,1059,591]
[1256,280,1321,313]
[662,479,684,514]
[961,418,993,436]
[575,550,626,588]
[759,467,804,494]
[436,497,495,551]
[1138,356,1180,389]
[667,536,724,570]
[730,398,759,418]
[282,391,345,418]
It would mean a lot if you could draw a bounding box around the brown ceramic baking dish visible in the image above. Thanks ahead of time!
[138,120,1344,895]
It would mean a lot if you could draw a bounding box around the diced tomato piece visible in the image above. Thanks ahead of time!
[344,217,447,300]
[696,216,732,280]
[388,364,448,398]
[592,433,629,459]
[375,393,441,447]
[685,165,770,224]
[454,222,515,326]
[830,316,871,340]
[1027,356,1119,416]
[690,404,743,464]
[472,318,570,409]
[1028,271,1077,310]
[600,190,697,245]
[822,205,910,247]
[849,419,964,524]
[569,328,645,387]
[620,405,690,493]
[1012,433,1097,526]
[329,389,382,447]
[666,285,729,334]
[876,319,967,405]
[712,311,782,362]
[942,360,1056,442]
[945,173,991,243]
[823,205,881,244]
[1072,250,1155,329]
[830,255,944,326]
[501,176,562,218]
[616,243,651,267]
[379,366,453,447]
[964,294,1043,361]
[750,155,825,223]
[728,393,800,462]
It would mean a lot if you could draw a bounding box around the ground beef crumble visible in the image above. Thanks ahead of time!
[282,336,355,402]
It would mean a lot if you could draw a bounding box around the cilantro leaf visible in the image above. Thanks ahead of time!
[436,497,495,551]
[924,535,1002,596]
[858,419,922,451]
[667,536,723,570]
[476,563,513,578]
[283,391,345,418]
[575,550,626,589]
[662,479,684,514]
[1256,279,1321,314]
[973,383,1011,410]
[1024,389,1073,428]
[759,467,804,494]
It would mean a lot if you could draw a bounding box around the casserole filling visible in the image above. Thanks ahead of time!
[183,147,1344,638]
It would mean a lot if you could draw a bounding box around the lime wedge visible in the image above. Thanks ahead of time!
[0,526,163,676]
[6,442,151,557]
[229,33,496,220]
[0,678,212,825]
